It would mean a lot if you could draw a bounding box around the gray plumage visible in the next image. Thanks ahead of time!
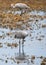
[14,3,30,9]
[15,30,28,39]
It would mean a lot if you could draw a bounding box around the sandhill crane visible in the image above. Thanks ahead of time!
[11,3,30,15]
[14,3,30,9]
[14,30,28,58]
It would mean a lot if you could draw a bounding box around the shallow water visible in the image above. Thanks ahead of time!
[0,10,46,65]
[28,10,46,16]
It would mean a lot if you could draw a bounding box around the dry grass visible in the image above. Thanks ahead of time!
[41,58,46,65]
[31,55,35,60]
[42,24,46,28]
[0,0,46,11]
[0,12,30,29]
[0,12,46,29]
[7,43,18,47]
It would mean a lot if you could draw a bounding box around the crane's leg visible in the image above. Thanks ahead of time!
[22,39,25,56]
[19,39,21,56]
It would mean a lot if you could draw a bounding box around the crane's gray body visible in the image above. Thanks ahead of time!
[11,3,30,15]
[15,30,28,39]
[14,3,30,9]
